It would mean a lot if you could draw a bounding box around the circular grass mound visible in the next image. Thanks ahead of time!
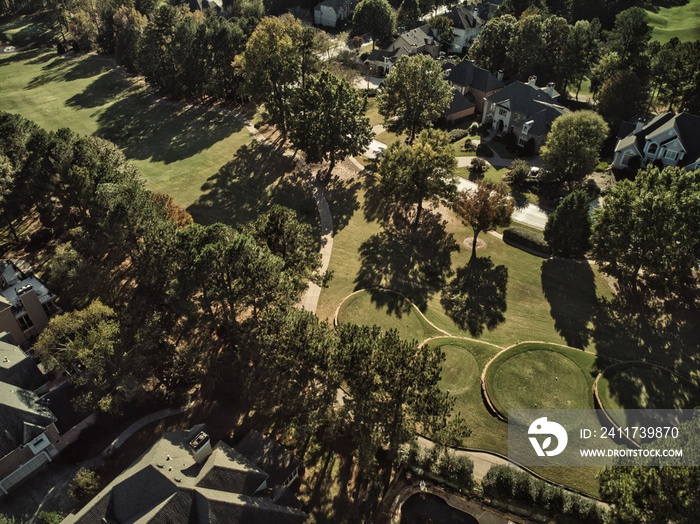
[484,344,593,419]
[439,344,480,397]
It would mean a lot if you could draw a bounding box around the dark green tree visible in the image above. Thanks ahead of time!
[397,0,421,30]
[544,190,592,258]
[352,0,396,50]
[378,54,452,143]
[250,205,321,293]
[336,324,468,466]
[596,69,646,129]
[469,15,517,76]
[599,413,700,523]
[429,15,454,47]
[606,7,652,78]
[289,70,373,179]
[377,129,457,228]
[540,111,609,186]
[591,166,700,298]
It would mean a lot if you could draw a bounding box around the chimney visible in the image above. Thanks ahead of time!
[497,70,504,82]
[546,82,555,97]
[189,431,212,464]
[634,120,645,133]
[528,75,537,87]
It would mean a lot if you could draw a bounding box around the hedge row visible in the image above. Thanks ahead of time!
[482,465,605,523]
[399,443,474,492]
[503,226,551,255]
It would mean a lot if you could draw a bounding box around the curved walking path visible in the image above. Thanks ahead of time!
[245,123,335,314]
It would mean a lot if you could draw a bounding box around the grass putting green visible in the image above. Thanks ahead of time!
[484,343,595,417]
[647,0,700,43]
[336,289,444,343]
[433,338,601,496]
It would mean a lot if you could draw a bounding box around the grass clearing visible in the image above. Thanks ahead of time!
[0,12,55,46]
[0,49,322,228]
[646,0,700,43]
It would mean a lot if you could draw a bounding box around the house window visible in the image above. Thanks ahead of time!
[518,136,527,147]
[17,314,34,331]
[647,143,658,156]
[498,108,507,117]
[665,150,678,161]
[42,301,58,317]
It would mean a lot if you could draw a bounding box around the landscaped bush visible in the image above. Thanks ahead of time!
[503,226,551,255]
[469,122,480,135]
[399,442,474,492]
[469,157,488,174]
[68,468,101,503]
[502,159,530,188]
[448,128,471,142]
[461,139,477,153]
[482,465,605,524]
[503,131,518,153]
[476,143,494,157]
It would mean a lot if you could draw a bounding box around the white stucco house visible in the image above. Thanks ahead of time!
[611,112,700,171]
[443,5,485,54]
[314,0,356,27]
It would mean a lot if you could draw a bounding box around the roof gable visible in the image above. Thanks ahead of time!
[448,60,503,92]
[235,431,300,488]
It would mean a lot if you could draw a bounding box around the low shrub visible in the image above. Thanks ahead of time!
[502,159,530,187]
[476,143,494,157]
[482,465,605,523]
[469,157,488,174]
[461,139,477,153]
[503,226,551,255]
[469,121,480,135]
[448,128,471,142]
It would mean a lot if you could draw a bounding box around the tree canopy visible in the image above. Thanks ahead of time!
[377,129,457,228]
[289,70,373,179]
[452,180,514,260]
[377,54,452,143]
[540,110,609,186]
[352,0,395,48]
[544,189,592,258]
[591,166,700,299]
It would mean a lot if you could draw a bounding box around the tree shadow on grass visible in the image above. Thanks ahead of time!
[541,258,597,349]
[0,47,44,66]
[95,89,248,164]
[65,69,135,109]
[441,256,508,337]
[592,297,700,380]
[324,174,361,233]
[355,210,458,314]
[24,54,113,89]
[187,140,319,231]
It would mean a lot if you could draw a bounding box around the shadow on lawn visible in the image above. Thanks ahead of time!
[324,174,361,233]
[187,141,319,229]
[592,297,700,377]
[441,256,508,336]
[65,68,135,109]
[24,53,112,89]
[355,210,458,314]
[95,89,247,164]
[541,258,598,349]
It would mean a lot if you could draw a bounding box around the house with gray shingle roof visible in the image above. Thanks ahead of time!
[443,5,486,54]
[314,0,356,27]
[445,59,503,115]
[63,427,307,524]
[611,111,700,171]
[482,76,568,153]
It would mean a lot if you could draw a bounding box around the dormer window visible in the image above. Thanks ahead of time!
[647,143,658,156]
[664,150,678,161]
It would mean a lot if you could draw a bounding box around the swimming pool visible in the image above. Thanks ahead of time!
[400,492,480,523]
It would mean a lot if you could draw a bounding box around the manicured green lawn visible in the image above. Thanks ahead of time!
[484,343,595,416]
[336,289,443,343]
[365,98,383,127]
[433,338,602,496]
[0,48,276,226]
[452,135,481,157]
[0,12,55,46]
[647,0,700,43]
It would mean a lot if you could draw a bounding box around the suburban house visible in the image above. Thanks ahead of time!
[477,0,503,22]
[445,59,504,115]
[611,111,700,170]
[188,0,223,13]
[0,260,61,345]
[63,426,307,523]
[235,429,302,490]
[443,5,485,54]
[314,0,355,27]
[482,76,569,152]
[365,25,439,75]
[0,333,94,496]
